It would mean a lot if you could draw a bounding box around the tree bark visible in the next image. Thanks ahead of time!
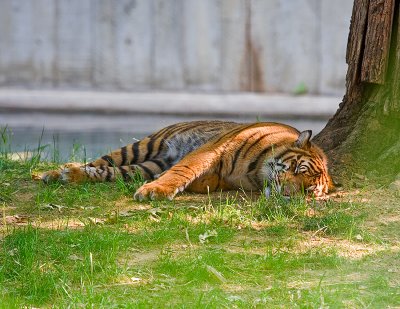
[313,0,400,183]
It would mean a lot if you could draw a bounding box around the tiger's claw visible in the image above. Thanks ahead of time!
[134,183,178,201]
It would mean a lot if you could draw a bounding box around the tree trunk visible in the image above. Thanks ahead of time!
[313,0,400,184]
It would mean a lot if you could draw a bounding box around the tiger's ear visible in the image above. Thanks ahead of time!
[295,130,312,149]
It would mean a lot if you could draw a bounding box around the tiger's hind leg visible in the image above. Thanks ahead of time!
[67,159,169,183]
[41,138,168,183]
[42,159,170,184]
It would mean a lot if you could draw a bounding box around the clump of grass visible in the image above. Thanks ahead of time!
[115,170,145,196]
[302,212,359,238]
[0,225,134,306]
[255,190,309,222]
[0,126,12,158]
[51,134,61,164]
[153,245,343,291]
[69,142,86,163]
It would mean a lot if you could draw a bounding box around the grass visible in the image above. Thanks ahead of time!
[0,131,399,307]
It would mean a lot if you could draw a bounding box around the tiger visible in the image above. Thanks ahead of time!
[41,120,334,200]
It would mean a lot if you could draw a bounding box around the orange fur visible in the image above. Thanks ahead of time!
[41,121,333,200]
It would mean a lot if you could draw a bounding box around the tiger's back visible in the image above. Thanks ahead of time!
[41,121,333,200]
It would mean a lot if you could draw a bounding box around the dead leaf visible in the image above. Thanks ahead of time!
[147,207,164,216]
[130,277,142,283]
[206,265,226,283]
[355,234,363,241]
[80,206,99,210]
[41,203,65,212]
[199,230,218,244]
[149,214,161,222]
[354,173,368,181]
[87,217,105,225]
[8,248,18,256]
[118,210,136,217]
[68,254,83,261]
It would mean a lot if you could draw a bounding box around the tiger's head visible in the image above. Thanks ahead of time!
[264,130,334,198]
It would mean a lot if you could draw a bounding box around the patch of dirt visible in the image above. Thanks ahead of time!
[14,190,35,204]
[286,271,370,289]
[130,249,160,265]
[114,197,151,211]
[120,248,160,268]
[226,226,398,260]
[378,214,400,224]
[1,214,30,225]
[32,218,86,230]
[297,234,398,259]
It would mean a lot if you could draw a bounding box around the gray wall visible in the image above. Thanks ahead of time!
[0,0,353,95]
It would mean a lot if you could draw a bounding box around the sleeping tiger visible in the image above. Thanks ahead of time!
[41,121,334,200]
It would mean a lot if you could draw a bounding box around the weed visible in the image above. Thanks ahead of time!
[69,141,86,163]
[256,190,309,222]
[302,211,360,238]
[51,134,61,164]
[0,126,12,157]
[115,169,145,195]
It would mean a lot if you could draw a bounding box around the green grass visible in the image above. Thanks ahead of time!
[0,134,399,307]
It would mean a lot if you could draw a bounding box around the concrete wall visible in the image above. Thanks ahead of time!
[0,0,353,95]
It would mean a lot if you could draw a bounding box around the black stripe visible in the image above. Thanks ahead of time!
[229,132,260,175]
[149,159,167,171]
[153,139,165,158]
[180,165,197,177]
[98,165,105,176]
[119,167,130,181]
[242,132,275,157]
[150,122,192,140]
[157,122,195,140]
[88,162,95,167]
[309,157,323,169]
[275,148,292,161]
[309,158,317,165]
[150,125,173,140]
[144,139,155,161]
[307,163,319,175]
[282,154,296,162]
[102,155,114,166]
[121,146,128,166]
[131,142,140,164]
[247,146,272,173]
[212,124,250,144]
[137,163,154,179]
[166,156,175,167]
[105,167,112,181]
[247,175,260,189]
[217,160,223,175]
[172,171,192,181]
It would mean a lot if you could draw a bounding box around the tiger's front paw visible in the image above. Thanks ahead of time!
[134,182,179,201]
